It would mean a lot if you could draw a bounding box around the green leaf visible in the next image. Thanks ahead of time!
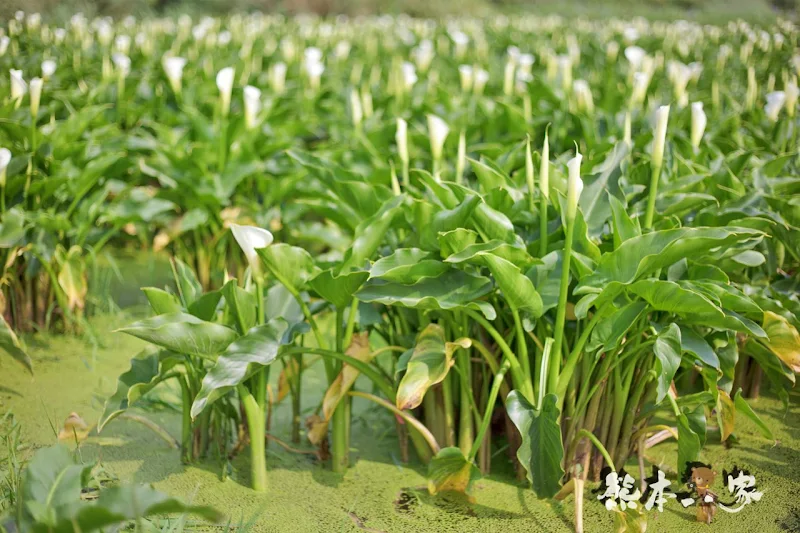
[482,254,543,319]
[0,207,25,248]
[733,389,774,441]
[257,244,318,296]
[677,326,720,369]
[340,195,405,271]
[396,324,470,410]
[579,142,629,237]
[0,314,32,373]
[142,288,183,315]
[609,194,640,249]
[370,249,450,284]
[171,258,202,307]
[444,240,535,269]
[506,392,564,499]
[576,227,763,295]
[653,324,682,403]
[586,302,647,353]
[191,319,307,417]
[309,268,369,309]
[437,228,478,258]
[427,447,481,498]
[676,411,701,477]
[98,350,179,431]
[222,280,257,335]
[357,270,496,319]
[118,313,238,356]
[188,290,223,321]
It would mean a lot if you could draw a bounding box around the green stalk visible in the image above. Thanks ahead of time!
[349,391,440,455]
[463,310,532,401]
[331,307,349,473]
[643,163,662,230]
[511,307,530,386]
[442,373,456,447]
[457,349,473,455]
[573,429,615,473]
[615,368,656,467]
[237,384,267,492]
[468,360,510,462]
[178,376,193,463]
[548,213,576,396]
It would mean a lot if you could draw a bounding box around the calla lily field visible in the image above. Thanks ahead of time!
[0,8,799,533]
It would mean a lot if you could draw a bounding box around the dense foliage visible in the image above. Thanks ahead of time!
[0,10,798,532]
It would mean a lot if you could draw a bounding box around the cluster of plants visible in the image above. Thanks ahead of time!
[1,9,798,531]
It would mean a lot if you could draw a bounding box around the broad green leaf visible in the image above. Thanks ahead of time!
[483,254,543,318]
[118,313,238,356]
[579,142,629,237]
[653,324,682,403]
[191,319,307,417]
[427,447,481,498]
[0,314,32,373]
[340,195,405,271]
[677,326,720,369]
[469,157,510,192]
[444,240,535,269]
[0,207,25,248]
[142,288,183,315]
[322,332,372,419]
[528,251,562,313]
[437,228,478,258]
[257,244,318,296]
[609,194,640,249]
[310,268,369,309]
[369,249,449,284]
[222,280,257,334]
[576,227,763,295]
[733,389,774,441]
[357,270,496,319]
[396,324,470,410]
[506,392,564,499]
[423,195,482,249]
[98,350,179,431]
[676,411,701,477]
[187,290,223,321]
[586,302,647,353]
[761,311,800,372]
[716,390,735,441]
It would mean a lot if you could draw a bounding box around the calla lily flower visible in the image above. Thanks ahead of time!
[41,59,56,80]
[396,118,409,165]
[216,66,235,116]
[162,56,187,95]
[230,224,274,272]
[269,62,287,94]
[427,114,450,164]
[29,77,42,117]
[764,91,786,122]
[652,105,670,169]
[690,102,707,149]
[0,148,11,187]
[243,85,262,130]
[566,152,583,221]
[10,69,26,104]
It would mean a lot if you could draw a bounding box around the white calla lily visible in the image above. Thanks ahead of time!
[427,114,450,170]
[230,224,274,272]
[29,77,42,117]
[566,152,583,221]
[690,102,707,149]
[243,85,262,130]
[764,91,786,122]
[216,66,235,116]
[41,59,56,80]
[10,69,26,104]
[162,56,187,95]
[652,105,670,170]
[0,148,10,187]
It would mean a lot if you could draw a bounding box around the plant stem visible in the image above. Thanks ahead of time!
[237,384,267,492]
[573,429,615,473]
[178,376,193,463]
[511,307,530,385]
[349,391,440,455]
[331,307,349,473]
[644,163,662,230]
[457,348,473,455]
[549,214,576,396]
[468,360,510,462]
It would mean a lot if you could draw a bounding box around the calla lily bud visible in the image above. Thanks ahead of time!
[525,136,534,202]
[10,69,26,105]
[230,224,273,273]
[401,62,417,92]
[572,79,594,114]
[566,152,583,221]
[0,37,9,56]
[786,79,798,118]
[427,114,450,164]
[690,102,706,149]
[0,148,11,187]
[41,59,56,80]
[631,71,649,108]
[652,105,670,169]
[456,129,466,184]
[411,40,434,72]
[243,85,261,130]
[764,91,786,122]
[269,62,287,94]
[624,46,646,71]
[29,77,42,117]
[216,66,234,117]
[112,53,131,78]
[540,129,550,199]
[623,111,632,145]
[459,65,473,92]
[349,88,363,128]
[305,61,324,91]
[163,56,187,95]
[473,68,489,95]
[396,118,409,165]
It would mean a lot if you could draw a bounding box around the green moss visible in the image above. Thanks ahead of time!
[1,313,798,532]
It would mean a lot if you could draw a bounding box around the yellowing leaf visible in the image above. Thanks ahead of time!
[396,324,470,410]
[716,389,735,441]
[57,246,87,312]
[58,412,92,443]
[322,332,372,420]
[762,311,800,372]
[427,447,480,501]
[306,414,329,446]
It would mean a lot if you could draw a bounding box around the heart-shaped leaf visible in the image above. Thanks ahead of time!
[118,312,238,356]
[310,269,369,309]
[653,324,682,403]
[257,244,318,296]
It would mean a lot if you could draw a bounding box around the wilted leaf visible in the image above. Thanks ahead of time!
[322,332,372,419]
[761,311,800,372]
[427,447,481,499]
